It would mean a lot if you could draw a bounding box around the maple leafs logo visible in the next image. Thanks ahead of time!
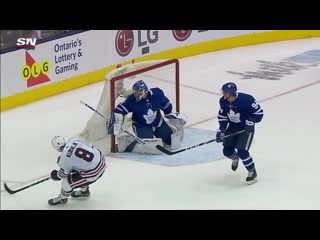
[227,110,241,123]
[143,109,157,124]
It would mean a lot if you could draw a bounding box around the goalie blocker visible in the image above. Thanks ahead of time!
[107,80,187,154]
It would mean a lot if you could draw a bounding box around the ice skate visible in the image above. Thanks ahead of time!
[71,188,90,198]
[48,195,68,205]
[231,156,239,171]
[246,169,257,185]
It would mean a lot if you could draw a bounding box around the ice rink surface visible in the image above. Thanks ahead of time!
[1,38,320,210]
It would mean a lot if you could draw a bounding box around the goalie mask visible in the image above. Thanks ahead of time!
[51,136,66,152]
[132,80,148,101]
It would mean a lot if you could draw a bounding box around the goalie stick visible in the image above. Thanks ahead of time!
[80,100,146,145]
[4,176,51,194]
[156,130,245,155]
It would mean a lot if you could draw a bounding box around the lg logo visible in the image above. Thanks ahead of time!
[138,30,158,54]
[115,30,159,57]
[172,30,208,41]
[115,30,134,57]
[172,30,192,41]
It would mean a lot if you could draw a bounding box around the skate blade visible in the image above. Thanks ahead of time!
[247,178,258,185]
[71,195,91,200]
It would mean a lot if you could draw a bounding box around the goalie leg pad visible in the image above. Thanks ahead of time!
[170,130,183,150]
[116,134,136,152]
[132,138,164,155]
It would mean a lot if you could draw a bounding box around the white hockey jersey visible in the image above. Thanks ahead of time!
[57,138,106,182]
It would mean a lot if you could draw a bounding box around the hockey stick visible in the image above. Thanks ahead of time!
[156,130,246,155]
[4,176,51,194]
[80,100,146,145]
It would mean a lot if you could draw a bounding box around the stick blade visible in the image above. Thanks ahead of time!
[4,183,16,194]
[156,145,175,155]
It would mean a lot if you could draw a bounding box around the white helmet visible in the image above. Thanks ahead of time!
[51,136,66,152]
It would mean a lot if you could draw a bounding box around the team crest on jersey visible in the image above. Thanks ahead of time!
[227,110,241,123]
[143,109,157,124]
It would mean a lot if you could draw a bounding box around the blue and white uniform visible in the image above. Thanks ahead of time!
[216,82,264,181]
[114,87,172,127]
[218,92,264,131]
[114,87,174,145]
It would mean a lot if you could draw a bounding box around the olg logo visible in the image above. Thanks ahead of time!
[20,52,51,87]
[21,60,50,80]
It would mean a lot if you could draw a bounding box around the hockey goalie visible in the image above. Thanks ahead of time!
[108,80,187,154]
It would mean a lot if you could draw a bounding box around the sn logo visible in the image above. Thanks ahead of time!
[16,38,37,50]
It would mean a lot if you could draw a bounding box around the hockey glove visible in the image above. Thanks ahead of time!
[216,130,225,143]
[50,170,61,181]
[245,119,255,134]
[107,112,124,135]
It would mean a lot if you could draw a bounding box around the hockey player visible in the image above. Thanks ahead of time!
[48,136,107,205]
[216,82,264,184]
[108,80,187,154]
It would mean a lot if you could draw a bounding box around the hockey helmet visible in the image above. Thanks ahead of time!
[221,82,237,96]
[51,136,66,152]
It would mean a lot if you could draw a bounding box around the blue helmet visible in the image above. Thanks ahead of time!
[132,80,148,92]
[221,82,237,95]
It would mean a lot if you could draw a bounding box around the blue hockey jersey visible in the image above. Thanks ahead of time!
[218,92,264,131]
[114,88,173,127]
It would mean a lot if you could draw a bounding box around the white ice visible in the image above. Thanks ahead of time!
[1,38,320,210]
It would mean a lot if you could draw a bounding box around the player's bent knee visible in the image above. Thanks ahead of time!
[237,149,250,159]
[223,147,235,157]
[64,173,89,190]
[68,172,83,184]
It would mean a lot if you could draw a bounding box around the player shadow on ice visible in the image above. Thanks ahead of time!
[209,171,253,189]
[112,128,225,166]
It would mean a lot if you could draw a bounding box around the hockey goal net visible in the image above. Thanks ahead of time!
[79,59,180,154]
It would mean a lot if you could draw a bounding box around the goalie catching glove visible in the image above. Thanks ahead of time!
[107,112,124,135]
